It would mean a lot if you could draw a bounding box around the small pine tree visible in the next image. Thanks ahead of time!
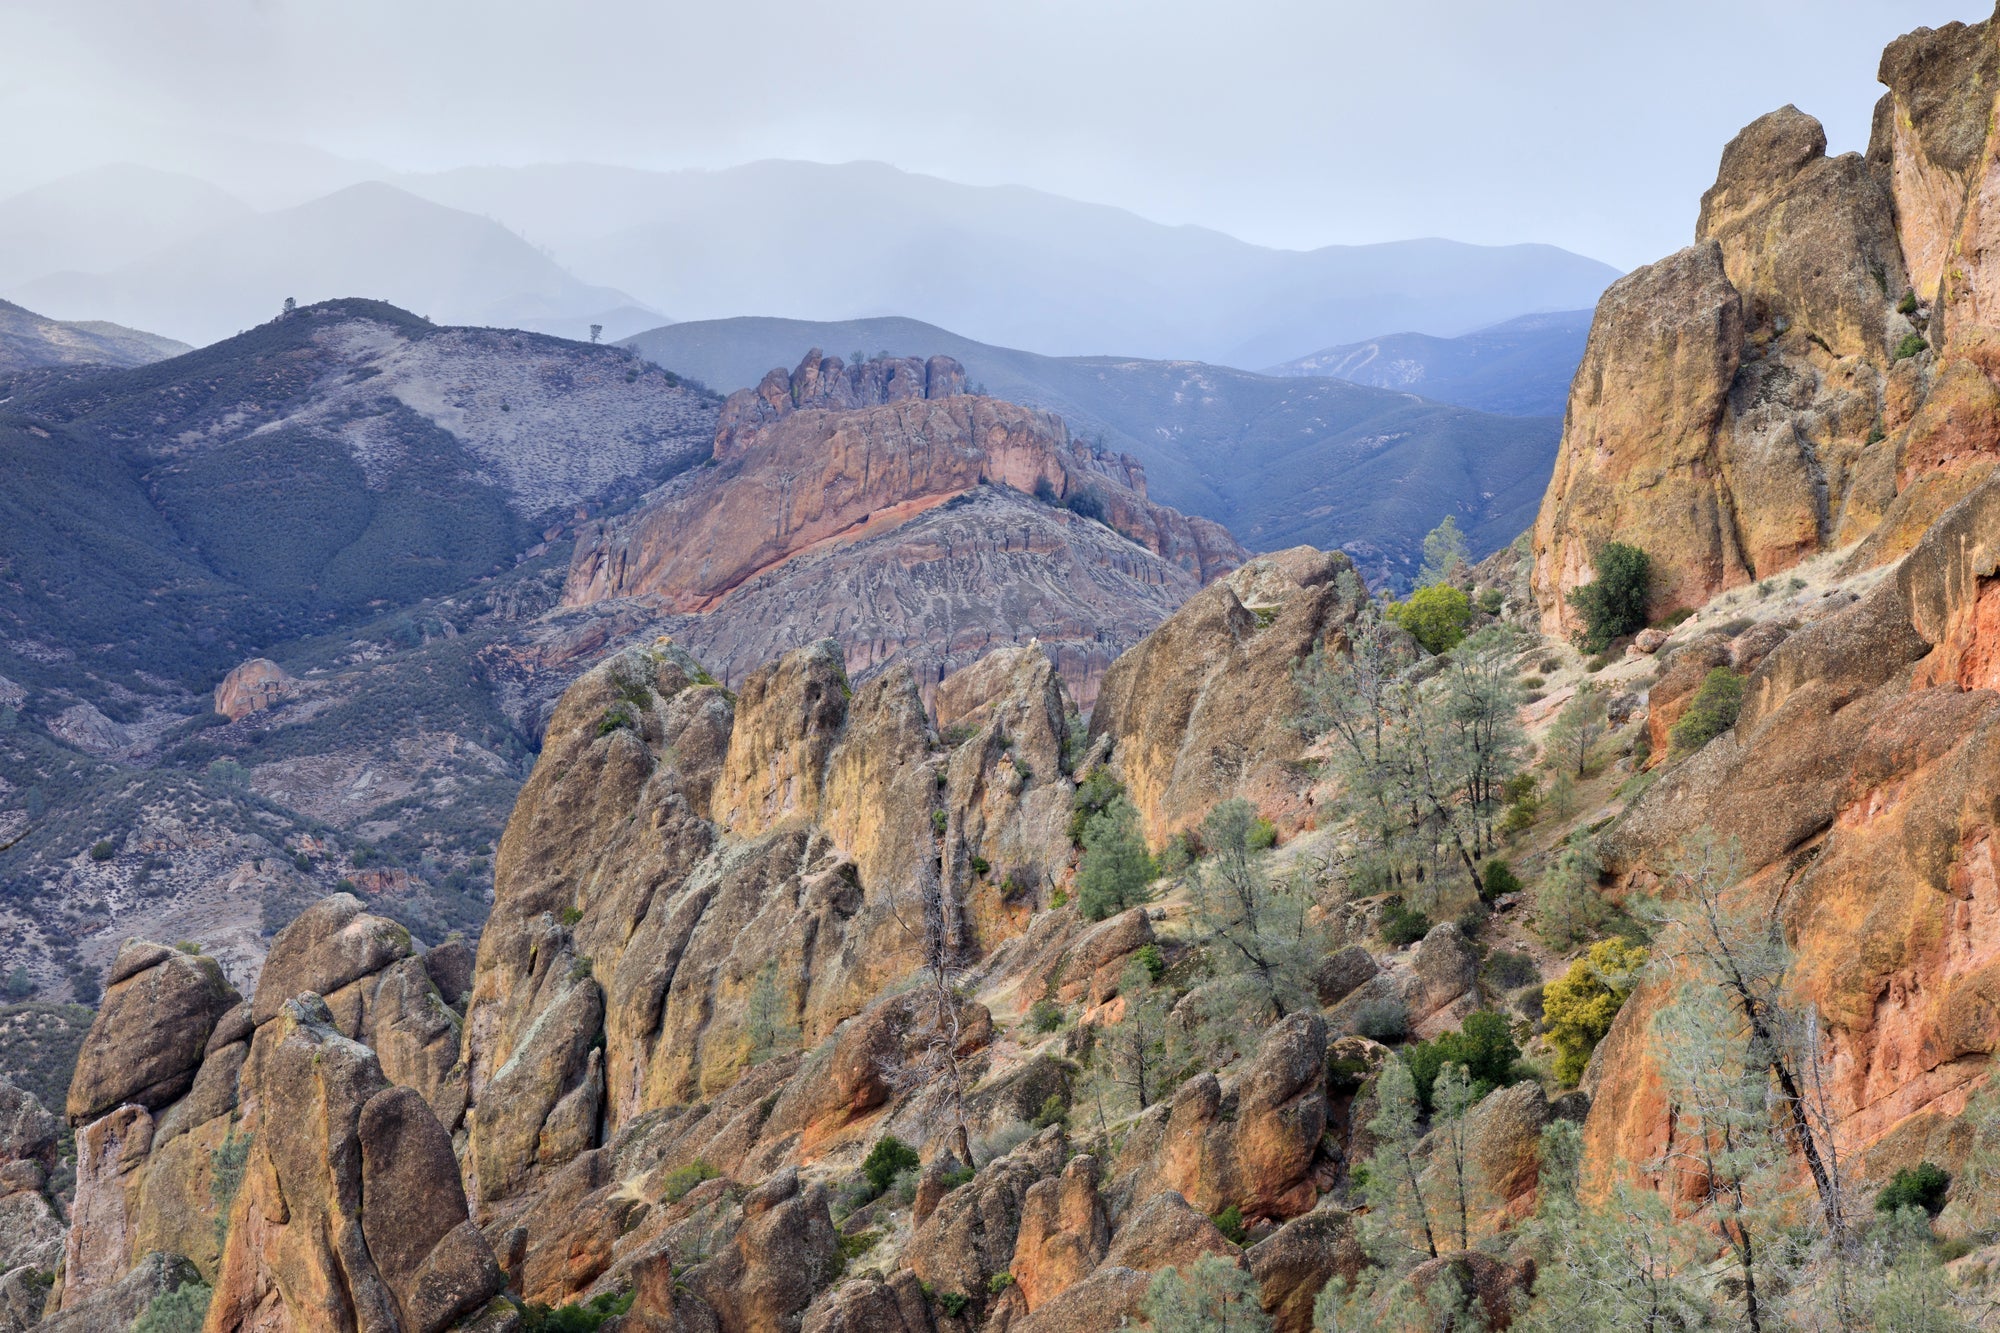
[1418,515,1471,589]
[1142,1253,1272,1332]
[1076,797,1156,921]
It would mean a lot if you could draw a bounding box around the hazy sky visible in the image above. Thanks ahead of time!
[2,0,1988,269]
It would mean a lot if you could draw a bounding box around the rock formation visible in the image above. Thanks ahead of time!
[42,536,1390,1330]
[1529,6,2000,632]
[212,659,305,721]
[1091,545,1364,844]
[563,351,1242,706]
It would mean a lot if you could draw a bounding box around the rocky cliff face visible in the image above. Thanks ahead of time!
[1530,8,2000,633]
[35,540,1384,1330]
[1581,467,2000,1187]
[1091,546,1364,846]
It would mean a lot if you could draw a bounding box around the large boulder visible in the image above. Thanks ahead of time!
[905,1127,1068,1300]
[67,940,238,1124]
[0,1078,62,1275]
[685,1167,840,1333]
[1118,1012,1328,1218]
[204,994,505,1333]
[1090,547,1363,844]
[1247,1210,1367,1333]
[251,892,413,1024]
[1008,1154,1109,1309]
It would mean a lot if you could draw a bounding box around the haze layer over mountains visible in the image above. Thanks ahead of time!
[0,157,1617,363]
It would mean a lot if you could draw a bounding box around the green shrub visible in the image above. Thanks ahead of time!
[988,1271,1017,1294]
[1877,1162,1951,1216]
[1347,997,1410,1043]
[1136,943,1166,981]
[1483,949,1540,992]
[559,905,584,926]
[1898,289,1920,315]
[969,855,990,877]
[1895,332,1929,361]
[937,1291,972,1316]
[1387,583,1472,655]
[1670,669,1745,756]
[1543,938,1646,1085]
[133,1281,213,1333]
[1405,1010,1521,1111]
[661,1159,718,1203]
[1480,859,1524,902]
[88,839,115,861]
[1210,1203,1248,1244]
[1477,588,1504,616]
[1032,1093,1069,1130]
[1568,542,1652,652]
[862,1136,921,1196]
[1245,817,1278,851]
[840,1229,883,1262]
[1029,998,1065,1033]
[519,1289,636,1332]
[1379,899,1431,947]
[1068,769,1125,845]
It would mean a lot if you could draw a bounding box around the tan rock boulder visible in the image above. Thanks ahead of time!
[1008,1266,1151,1333]
[67,940,238,1124]
[906,1126,1067,1299]
[1406,922,1479,1034]
[213,657,304,720]
[40,1251,200,1333]
[685,1167,840,1333]
[801,1273,933,1333]
[1090,547,1363,844]
[1103,1189,1240,1273]
[0,1079,63,1276]
[251,892,413,1024]
[1246,1210,1366,1333]
[1118,1011,1327,1219]
[59,1105,155,1305]
[205,993,505,1333]
[934,645,1077,943]
[1009,1154,1109,1309]
[1531,243,1747,635]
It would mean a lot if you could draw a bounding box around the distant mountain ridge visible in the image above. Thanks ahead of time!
[398,158,1620,366]
[0,299,189,372]
[1265,309,1594,417]
[622,314,1560,584]
[7,179,655,347]
[2,158,1615,367]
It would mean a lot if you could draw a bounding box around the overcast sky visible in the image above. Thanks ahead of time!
[2,0,1988,269]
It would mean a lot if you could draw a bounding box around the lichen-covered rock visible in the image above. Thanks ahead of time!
[40,1251,200,1333]
[1091,547,1363,844]
[1117,1012,1327,1219]
[906,1127,1068,1299]
[685,1167,839,1333]
[1247,1210,1367,1333]
[1008,1154,1109,1309]
[0,1079,62,1277]
[251,892,414,1024]
[204,994,505,1333]
[1102,1189,1241,1273]
[1311,946,1379,1007]
[67,940,238,1124]
[1008,1266,1151,1333]
[801,1273,934,1333]
[1406,922,1480,1034]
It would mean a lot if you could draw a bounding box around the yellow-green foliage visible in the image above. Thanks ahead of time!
[1543,938,1646,1085]
[1386,583,1471,655]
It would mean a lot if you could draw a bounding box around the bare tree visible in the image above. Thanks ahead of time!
[883,830,975,1165]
